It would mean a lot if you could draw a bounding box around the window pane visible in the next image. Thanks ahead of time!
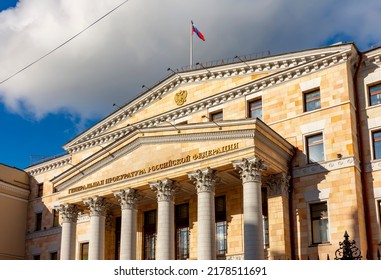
[249,99,262,119]
[176,227,189,260]
[211,111,223,121]
[53,209,59,227]
[35,213,42,231]
[373,131,381,159]
[305,90,321,112]
[216,221,227,256]
[369,84,381,106]
[307,134,324,163]
[310,202,329,244]
[144,233,156,260]
[81,243,89,260]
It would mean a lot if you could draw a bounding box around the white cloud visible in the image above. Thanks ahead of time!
[0,0,380,122]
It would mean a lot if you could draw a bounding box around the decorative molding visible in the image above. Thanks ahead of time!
[188,167,220,193]
[63,46,355,152]
[83,196,111,217]
[114,188,140,210]
[0,180,30,200]
[77,214,90,223]
[293,156,360,178]
[366,160,381,172]
[149,179,178,202]
[226,254,244,260]
[25,154,72,176]
[262,172,290,197]
[54,128,256,191]
[58,204,81,223]
[26,227,62,240]
[232,156,268,183]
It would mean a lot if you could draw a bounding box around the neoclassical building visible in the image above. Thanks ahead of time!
[18,42,381,260]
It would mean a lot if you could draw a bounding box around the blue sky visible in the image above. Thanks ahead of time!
[1,0,381,170]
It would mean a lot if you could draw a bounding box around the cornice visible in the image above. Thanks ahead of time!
[55,128,256,192]
[365,160,381,172]
[26,227,61,240]
[25,154,72,176]
[64,45,356,152]
[292,156,360,178]
[0,180,30,200]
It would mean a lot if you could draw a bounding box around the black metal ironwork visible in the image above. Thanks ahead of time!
[334,231,362,260]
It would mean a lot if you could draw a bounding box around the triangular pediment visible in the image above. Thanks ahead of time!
[62,44,355,155]
[54,119,294,201]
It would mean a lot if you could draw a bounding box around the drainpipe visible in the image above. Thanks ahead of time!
[288,147,297,260]
[353,50,373,259]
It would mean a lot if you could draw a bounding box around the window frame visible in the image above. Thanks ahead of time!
[37,183,43,198]
[35,212,43,231]
[309,201,330,245]
[372,130,381,160]
[143,209,157,260]
[210,110,223,122]
[368,83,381,107]
[80,242,89,260]
[248,98,262,119]
[52,209,60,227]
[215,195,227,258]
[303,88,321,112]
[306,133,325,164]
[175,203,189,260]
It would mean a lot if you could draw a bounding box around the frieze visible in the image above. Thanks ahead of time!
[67,142,239,194]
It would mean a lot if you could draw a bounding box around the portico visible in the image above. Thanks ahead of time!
[54,118,294,260]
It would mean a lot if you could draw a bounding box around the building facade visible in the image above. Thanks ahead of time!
[18,43,381,260]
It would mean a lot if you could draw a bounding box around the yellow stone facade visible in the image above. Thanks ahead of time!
[12,43,381,260]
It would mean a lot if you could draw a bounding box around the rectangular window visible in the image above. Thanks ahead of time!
[215,196,227,257]
[80,242,89,260]
[175,203,189,260]
[369,83,381,106]
[35,212,42,231]
[307,133,324,163]
[144,210,156,260]
[37,183,43,198]
[304,89,321,112]
[210,110,223,121]
[373,130,381,160]
[52,209,59,227]
[310,202,329,244]
[50,252,58,260]
[248,99,262,119]
[262,187,269,248]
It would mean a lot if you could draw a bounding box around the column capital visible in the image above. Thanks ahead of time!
[149,179,177,202]
[83,196,110,217]
[114,188,140,210]
[232,157,268,183]
[58,204,81,223]
[188,167,220,193]
[262,172,290,197]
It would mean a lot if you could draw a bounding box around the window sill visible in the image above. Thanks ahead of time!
[308,242,331,247]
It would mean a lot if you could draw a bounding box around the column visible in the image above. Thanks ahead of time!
[83,196,110,260]
[233,157,268,260]
[149,179,177,260]
[59,204,81,260]
[114,188,139,260]
[263,172,291,260]
[188,167,219,260]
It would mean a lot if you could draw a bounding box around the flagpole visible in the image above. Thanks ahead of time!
[190,20,193,69]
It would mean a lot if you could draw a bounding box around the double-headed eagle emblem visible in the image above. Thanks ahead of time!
[174,90,187,106]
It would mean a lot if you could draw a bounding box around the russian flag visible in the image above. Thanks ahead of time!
[192,21,205,41]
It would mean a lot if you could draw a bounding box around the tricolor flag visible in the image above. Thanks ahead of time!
[192,21,205,41]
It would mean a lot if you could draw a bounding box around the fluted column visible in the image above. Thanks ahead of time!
[83,196,110,260]
[188,167,220,260]
[114,188,139,260]
[149,179,177,260]
[233,157,268,260]
[59,204,81,260]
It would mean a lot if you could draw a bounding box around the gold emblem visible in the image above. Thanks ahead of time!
[174,90,187,106]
